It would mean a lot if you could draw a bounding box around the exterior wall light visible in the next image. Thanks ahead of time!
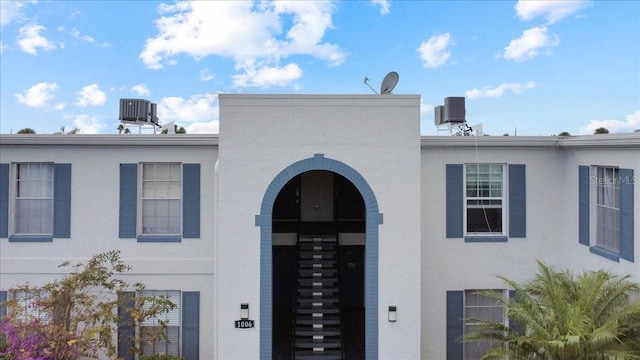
[388,305,397,322]
[241,303,249,320]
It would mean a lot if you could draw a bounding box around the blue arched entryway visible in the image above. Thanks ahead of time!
[255,154,382,359]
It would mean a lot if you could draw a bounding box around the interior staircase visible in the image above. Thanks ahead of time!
[293,236,343,360]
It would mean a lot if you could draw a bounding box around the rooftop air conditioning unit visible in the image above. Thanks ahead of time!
[434,105,445,126]
[119,99,157,124]
[444,97,465,123]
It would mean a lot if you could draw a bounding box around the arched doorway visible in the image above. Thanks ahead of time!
[256,154,382,360]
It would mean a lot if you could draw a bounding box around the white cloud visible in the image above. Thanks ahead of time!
[371,0,390,15]
[70,28,95,43]
[72,114,105,134]
[465,81,536,99]
[140,1,345,88]
[157,93,219,124]
[1,1,30,27]
[232,63,303,88]
[200,69,214,82]
[54,103,65,110]
[503,26,559,62]
[185,120,219,134]
[131,84,150,97]
[417,33,452,68]
[17,24,57,55]
[420,100,433,116]
[515,0,591,24]
[75,84,107,107]
[15,82,58,107]
[579,111,640,135]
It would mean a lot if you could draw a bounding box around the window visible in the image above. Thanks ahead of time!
[0,163,71,241]
[117,291,200,360]
[9,289,50,322]
[446,164,526,241]
[595,167,620,252]
[447,290,513,360]
[142,163,181,235]
[579,165,634,262]
[15,163,54,235]
[465,164,504,234]
[119,163,200,242]
[463,290,504,360]
[140,290,181,357]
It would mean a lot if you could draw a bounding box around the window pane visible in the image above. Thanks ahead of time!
[15,164,54,235]
[142,164,181,235]
[467,206,502,233]
[595,167,620,252]
[465,164,503,235]
[464,290,504,360]
[140,290,181,356]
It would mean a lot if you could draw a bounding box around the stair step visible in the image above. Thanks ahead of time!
[299,252,336,259]
[295,338,342,348]
[294,350,343,360]
[295,318,341,325]
[297,308,340,315]
[299,260,337,268]
[298,278,337,285]
[299,243,336,251]
[298,237,337,243]
[298,268,337,276]
[295,329,341,337]
[298,288,338,295]
[297,297,339,305]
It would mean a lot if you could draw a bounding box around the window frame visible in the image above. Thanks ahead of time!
[463,289,506,360]
[463,163,508,239]
[138,289,182,357]
[13,163,54,236]
[7,162,65,242]
[593,166,620,252]
[138,162,183,241]
[589,165,622,260]
[579,165,634,262]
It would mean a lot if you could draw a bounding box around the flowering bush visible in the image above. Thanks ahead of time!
[0,316,78,360]
[0,250,176,360]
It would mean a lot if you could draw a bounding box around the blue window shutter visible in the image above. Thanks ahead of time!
[620,168,634,262]
[182,291,200,359]
[446,164,463,238]
[117,292,135,360]
[446,291,463,360]
[0,290,7,319]
[508,290,525,336]
[183,164,200,238]
[578,166,590,246]
[119,164,137,238]
[53,164,71,238]
[0,164,8,238]
[509,164,526,238]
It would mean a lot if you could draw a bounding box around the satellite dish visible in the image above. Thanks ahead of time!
[380,71,399,95]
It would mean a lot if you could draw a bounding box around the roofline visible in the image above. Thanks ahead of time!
[0,134,219,147]
[1,133,637,149]
[420,133,640,149]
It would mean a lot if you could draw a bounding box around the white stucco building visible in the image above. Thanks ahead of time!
[0,94,638,360]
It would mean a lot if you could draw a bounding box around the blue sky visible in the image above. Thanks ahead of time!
[1,0,638,136]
